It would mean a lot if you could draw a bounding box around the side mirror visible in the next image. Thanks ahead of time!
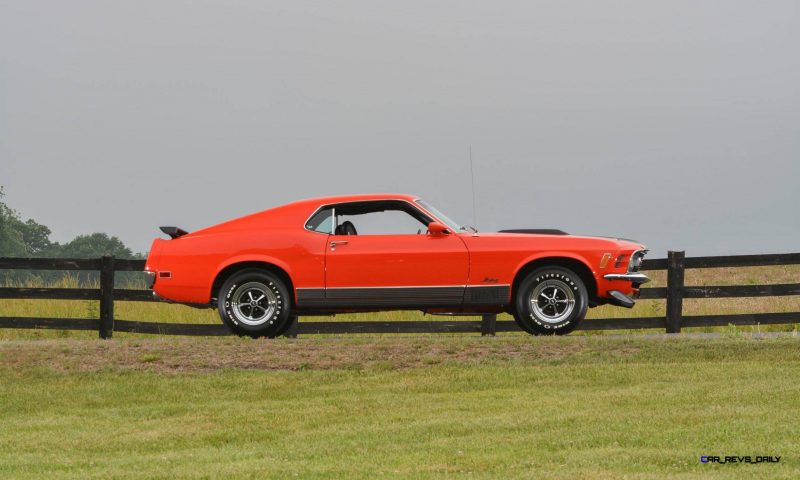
[427,222,450,236]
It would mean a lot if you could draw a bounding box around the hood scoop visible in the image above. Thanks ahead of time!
[498,229,569,235]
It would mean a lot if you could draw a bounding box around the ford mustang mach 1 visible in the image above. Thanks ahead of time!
[144,194,649,337]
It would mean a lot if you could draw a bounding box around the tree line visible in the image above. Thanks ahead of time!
[0,187,144,286]
[0,187,141,259]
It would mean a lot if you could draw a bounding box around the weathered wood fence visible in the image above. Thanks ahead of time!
[0,251,798,338]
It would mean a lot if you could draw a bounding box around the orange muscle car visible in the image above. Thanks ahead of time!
[144,194,649,336]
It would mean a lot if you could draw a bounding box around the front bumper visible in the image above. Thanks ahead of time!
[603,272,651,284]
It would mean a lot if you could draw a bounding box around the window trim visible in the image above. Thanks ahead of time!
[414,199,462,232]
[302,198,438,236]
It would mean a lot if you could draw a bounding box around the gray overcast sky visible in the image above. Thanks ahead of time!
[1,0,798,257]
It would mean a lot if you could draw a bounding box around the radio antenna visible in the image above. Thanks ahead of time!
[469,146,477,229]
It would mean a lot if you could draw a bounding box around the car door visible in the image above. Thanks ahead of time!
[324,201,470,308]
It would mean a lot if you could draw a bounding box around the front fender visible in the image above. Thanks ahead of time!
[508,251,602,303]
[512,251,597,281]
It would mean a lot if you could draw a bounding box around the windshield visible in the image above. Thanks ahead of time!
[415,199,464,232]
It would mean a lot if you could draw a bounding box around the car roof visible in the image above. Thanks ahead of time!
[287,193,420,209]
[189,194,424,236]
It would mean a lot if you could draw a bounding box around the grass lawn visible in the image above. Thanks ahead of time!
[1,335,798,479]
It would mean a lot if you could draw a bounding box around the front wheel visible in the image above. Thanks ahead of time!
[217,269,292,338]
[513,267,588,335]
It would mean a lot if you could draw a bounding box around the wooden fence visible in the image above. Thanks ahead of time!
[1,251,798,338]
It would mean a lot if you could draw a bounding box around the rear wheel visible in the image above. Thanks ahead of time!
[513,267,588,335]
[217,269,292,338]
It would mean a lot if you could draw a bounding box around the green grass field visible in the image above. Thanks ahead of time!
[0,265,798,478]
[1,335,798,479]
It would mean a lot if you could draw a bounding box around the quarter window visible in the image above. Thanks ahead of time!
[306,207,334,234]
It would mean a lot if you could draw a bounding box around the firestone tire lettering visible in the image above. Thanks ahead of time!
[513,267,588,336]
[217,269,292,338]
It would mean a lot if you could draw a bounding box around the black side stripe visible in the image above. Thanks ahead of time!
[296,285,510,308]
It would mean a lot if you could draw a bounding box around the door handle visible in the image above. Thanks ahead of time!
[330,240,348,249]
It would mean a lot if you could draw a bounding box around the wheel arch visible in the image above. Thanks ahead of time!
[211,260,296,305]
[511,255,598,305]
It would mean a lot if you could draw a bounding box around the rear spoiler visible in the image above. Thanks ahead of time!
[160,226,189,239]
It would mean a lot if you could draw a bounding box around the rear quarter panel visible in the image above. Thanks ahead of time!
[152,205,328,304]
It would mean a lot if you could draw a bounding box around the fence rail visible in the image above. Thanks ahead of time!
[1,252,799,338]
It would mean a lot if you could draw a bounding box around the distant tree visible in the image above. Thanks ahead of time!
[0,187,141,260]
[18,219,54,255]
[0,187,30,256]
[1,187,145,286]
[55,233,135,259]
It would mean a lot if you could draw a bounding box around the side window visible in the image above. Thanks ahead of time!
[333,201,432,235]
[306,207,334,234]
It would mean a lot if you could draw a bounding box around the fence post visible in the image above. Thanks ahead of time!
[666,250,685,334]
[481,314,497,336]
[99,255,115,339]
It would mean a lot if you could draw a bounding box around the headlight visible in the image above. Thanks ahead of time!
[628,250,648,272]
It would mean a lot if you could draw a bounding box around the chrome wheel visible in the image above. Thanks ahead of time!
[529,279,576,324]
[231,282,277,326]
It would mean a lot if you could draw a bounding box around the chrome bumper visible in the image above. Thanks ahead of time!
[603,272,651,284]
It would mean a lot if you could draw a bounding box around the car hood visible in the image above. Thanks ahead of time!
[481,230,647,251]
